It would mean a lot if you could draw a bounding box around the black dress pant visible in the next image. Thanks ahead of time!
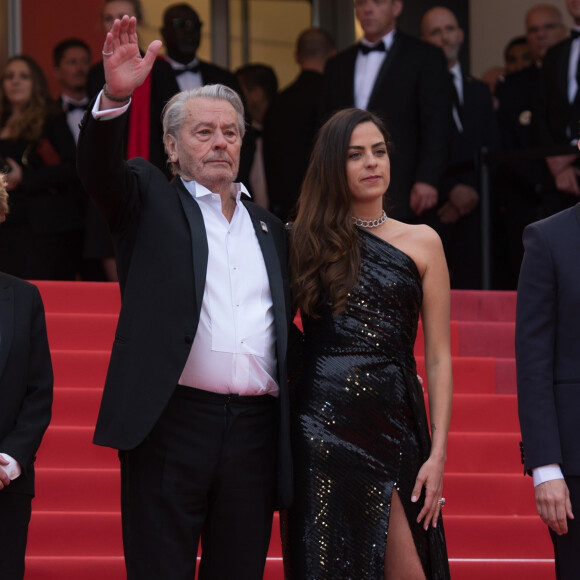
[119,385,278,580]
[550,475,580,580]
[0,492,32,580]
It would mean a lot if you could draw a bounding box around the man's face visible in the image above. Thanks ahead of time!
[567,0,580,23]
[165,98,242,190]
[526,7,566,62]
[55,47,91,93]
[421,8,464,67]
[101,1,138,32]
[505,43,532,74]
[354,0,402,43]
[162,6,201,63]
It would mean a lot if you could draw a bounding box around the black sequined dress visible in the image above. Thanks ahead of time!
[283,228,450,579]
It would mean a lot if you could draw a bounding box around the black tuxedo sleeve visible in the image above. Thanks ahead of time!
[77,106,143,236]
[1,286,53,473]
[413,46,452,188]
[516,223,562,473]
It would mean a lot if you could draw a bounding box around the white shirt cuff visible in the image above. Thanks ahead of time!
[0,452,21,480]
[92,90,131,120]
[533,463,564,487]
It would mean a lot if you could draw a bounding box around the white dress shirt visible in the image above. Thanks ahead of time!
[177,179,279,396]
[354,29,396,110]
[450,62,464,133]
[165,55,203,92]
[61,95,89,144]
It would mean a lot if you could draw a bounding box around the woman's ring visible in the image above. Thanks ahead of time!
[438,497,446,507]
[102,50,114,57]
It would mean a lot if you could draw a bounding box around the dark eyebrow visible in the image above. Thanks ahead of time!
[348,141,386,149]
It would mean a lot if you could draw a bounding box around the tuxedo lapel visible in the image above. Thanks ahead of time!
[368,30,402,110]
[243,202,288,366]
[0,281,14,381]
[174,180,208,317]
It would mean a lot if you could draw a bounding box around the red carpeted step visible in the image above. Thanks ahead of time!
[25,556,285,580]
[46,313,117,350]
[445,515,551,559]
[447,394,519,432]
[52,350,109,389]
[34,469,120,511]
[415,321,515,358]
[37,426,117,469]
[51,388,102,425]
[446,432,522,473]
[443,473,536,516]
[27,511,283,558]
[36,281,121,314]
[27,512,122,556]
[450,290,517,322]
[449,560,554,580]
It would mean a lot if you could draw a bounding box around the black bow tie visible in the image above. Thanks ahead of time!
[175,63,200,75]
[64,102,87,113]
[359,41,386,55]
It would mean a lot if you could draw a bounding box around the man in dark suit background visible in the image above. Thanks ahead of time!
[421,6,499,289]
[263,27,335,222]
[323,0,451,222]
[77,16,292,580]
[533,0,580,217]
[495,4,567,288]
[0,177,53,579]
[516,200,580,579]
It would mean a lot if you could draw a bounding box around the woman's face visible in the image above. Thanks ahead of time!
[346,121,390,204]
[101,0,138,32]
[3,60,33,109]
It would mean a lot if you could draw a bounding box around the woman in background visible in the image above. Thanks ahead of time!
[0,55,83,279]
[283,108,453,579]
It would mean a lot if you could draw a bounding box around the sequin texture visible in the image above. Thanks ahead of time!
[282,228,450,579]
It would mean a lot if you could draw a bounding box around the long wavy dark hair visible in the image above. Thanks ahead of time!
[290,108,391,317]
[0,55,52,141]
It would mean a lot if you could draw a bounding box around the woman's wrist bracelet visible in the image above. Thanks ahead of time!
[102,83,133,103]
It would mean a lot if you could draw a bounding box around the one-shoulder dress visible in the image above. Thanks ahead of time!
[283,228,450,579]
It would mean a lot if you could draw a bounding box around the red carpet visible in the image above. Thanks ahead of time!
[25,283,553,579]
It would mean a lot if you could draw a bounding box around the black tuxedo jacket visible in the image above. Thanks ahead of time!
[533,38,580,148]
[0,273,53,495]
[323,30,452,220]
[442,73,499,198]
[263,70,325,220]
[496,65,543,201]
[77,107,293,507]
[516,203,580,476]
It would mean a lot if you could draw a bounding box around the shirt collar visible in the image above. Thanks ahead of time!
[180,178,251,201]
[360,29,396,52]
[166,55,200,71]
[450,62,462,81]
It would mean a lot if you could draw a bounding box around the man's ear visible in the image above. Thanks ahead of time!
[164,135,178,161]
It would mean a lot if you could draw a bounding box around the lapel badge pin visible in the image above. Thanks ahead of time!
[260,220,269,233]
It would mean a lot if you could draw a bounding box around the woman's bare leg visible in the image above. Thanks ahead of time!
[384,489,426,580]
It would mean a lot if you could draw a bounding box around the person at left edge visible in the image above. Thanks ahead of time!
[0,174,54,580]
[76,15,292,580]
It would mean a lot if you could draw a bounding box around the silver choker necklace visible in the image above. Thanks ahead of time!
[352,210,387,228]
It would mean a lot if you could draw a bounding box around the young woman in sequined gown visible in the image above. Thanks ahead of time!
[283,108,453,579]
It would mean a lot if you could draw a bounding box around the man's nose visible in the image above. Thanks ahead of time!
[213,131,227,149]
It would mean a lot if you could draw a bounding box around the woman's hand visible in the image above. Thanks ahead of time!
[411,455,445,530]
[3,158,22,190]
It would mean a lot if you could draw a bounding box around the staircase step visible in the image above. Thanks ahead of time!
[450,290,517,322]
[51,388,102,425]
[46,313,117,350]
[447,394,519,432]
[36,281,120,314]
[446,432,522,473]
[52,350,109,389]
